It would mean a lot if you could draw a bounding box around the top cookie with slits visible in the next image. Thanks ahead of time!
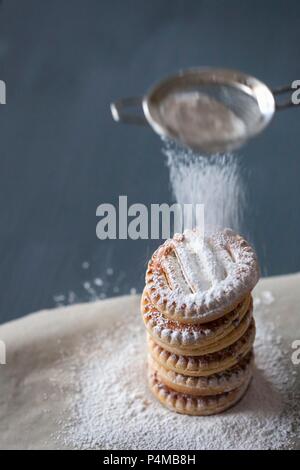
[146,228,259,324]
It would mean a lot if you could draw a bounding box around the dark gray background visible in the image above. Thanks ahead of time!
[0,0,299,323]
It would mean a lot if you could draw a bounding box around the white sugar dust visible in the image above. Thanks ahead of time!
[50,291,299,450]
[163,139,246,234]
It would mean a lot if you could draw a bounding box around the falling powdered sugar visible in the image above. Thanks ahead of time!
[53,262,137,308]
[163,140,246,234]
[52,291,299,450]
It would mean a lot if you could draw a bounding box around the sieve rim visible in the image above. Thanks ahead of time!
[142,67,276,152]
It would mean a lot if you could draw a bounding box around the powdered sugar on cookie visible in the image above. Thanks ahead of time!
[146,228,259,323]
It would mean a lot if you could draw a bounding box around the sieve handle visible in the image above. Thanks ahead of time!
[272,82,300,110]
[110,97,148,125]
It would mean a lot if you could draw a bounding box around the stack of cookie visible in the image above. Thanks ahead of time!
[141,229,260,415]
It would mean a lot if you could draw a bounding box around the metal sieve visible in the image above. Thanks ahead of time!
[110,68,299,154]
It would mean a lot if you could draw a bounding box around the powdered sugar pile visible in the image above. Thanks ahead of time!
[51,290,299,450]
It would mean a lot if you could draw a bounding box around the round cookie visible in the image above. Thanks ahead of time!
[148,318,256,376]
[142,288,252,353]
[148,370,252,416]
[145,228,259,324]
[146,301,253,356]
[148,350,254,396]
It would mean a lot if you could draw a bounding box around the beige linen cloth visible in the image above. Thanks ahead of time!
[0,273,299,450]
